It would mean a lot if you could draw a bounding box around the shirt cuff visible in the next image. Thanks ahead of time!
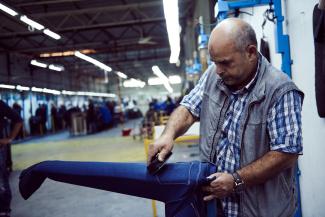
[179,101,200,118]
[270,143,303,154]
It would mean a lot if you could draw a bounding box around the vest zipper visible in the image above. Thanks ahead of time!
[209,96,229,163]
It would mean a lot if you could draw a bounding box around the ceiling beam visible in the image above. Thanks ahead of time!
[16,0,83,7]
[31,1,162,18]
[0,17,166,38]
[61,51,170,66]
[12,36,168,54]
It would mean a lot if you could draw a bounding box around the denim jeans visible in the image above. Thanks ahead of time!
[0,146,11,213]
[20,160,217,217]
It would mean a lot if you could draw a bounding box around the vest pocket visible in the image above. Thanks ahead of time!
[280,173,291,198]
[201,92,223,123]
[246,106,266,125]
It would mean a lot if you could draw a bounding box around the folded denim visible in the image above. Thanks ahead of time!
[19,160,217,217]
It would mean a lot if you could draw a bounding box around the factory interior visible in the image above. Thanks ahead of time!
[0,0,324,217]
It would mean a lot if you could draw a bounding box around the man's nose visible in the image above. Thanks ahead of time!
[215,64,224,75]
[216,68,224,76]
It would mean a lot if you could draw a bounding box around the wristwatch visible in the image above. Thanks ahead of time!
[232,171,245,193]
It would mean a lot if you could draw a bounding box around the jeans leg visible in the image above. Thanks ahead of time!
[0,147,11,213]
[20,161,216,217]
[164,162,217,217]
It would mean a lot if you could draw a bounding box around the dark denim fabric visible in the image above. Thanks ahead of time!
[19,160,217,217]
[0,147,11,213]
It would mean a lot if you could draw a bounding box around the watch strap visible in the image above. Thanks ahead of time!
[232,171,244,192]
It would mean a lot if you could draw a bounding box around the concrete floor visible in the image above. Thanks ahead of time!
[9,118,200,217]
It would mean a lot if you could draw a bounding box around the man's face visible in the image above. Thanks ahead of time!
[209,43,253,90]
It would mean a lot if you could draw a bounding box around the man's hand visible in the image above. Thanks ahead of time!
[147,134,174,164]
[0,138,12,147]
[202,172,234,201]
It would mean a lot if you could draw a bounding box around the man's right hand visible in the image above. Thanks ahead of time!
[147,134,174,164]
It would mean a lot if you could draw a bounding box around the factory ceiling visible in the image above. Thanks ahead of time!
[0,0,196,91]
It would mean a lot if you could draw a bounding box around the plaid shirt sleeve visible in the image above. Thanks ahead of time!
[267,90,303,154]
[180,71,209,117]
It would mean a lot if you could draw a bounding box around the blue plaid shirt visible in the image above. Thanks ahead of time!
[180,64,303,217]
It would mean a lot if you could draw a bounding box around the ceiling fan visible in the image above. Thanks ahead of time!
[138,36,157,45]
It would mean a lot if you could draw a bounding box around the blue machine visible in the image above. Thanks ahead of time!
[215,1,302,217]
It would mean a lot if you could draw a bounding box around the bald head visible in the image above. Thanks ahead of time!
[209,18,257,52]
[208,18,259,91]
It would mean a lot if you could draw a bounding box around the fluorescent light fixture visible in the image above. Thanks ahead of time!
[16,85,30,91]
[75,91,116,97]
[49,64,64,72]
[104,71,109,83]
[76,91,86,96]
[40,49,95,58]
[43,29,61,40]
[74,51,112,72]
[43,88,60,95]
[116,71,128,79]
[0,84,15,89]
[104,93,116,98]
[31,87,43,92]
[1,82,116,98]
[148,77,164,85]
[31,87,60,95]
[20,15,44,30]
[168,75,181,84]
[85,92,116,97]
[162,82,173,93]
[62,90,76,95]
[152,65,173,93]
[31,60,47,68]
[123,78,145,88]
[163,0,180,63]
[0,3,18,16]
[152,66,169,81]
[148,75,182,86]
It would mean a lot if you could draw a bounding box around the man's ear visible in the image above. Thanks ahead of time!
[246,45,257,62]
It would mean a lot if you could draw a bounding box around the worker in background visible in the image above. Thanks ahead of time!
[165,96,176,115]
[0,100,23,217]
[12,102,23,139]
[7,102,23,172]
[148,18,303,217]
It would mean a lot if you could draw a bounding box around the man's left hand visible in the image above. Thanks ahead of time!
[202,172,234,201]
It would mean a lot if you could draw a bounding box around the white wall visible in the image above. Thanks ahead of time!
[239,1,325,216]
[286,1,325,216]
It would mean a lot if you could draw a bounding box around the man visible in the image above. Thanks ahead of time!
[148,18,303,217]
[0,100,23,217]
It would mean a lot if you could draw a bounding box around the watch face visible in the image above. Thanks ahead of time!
[232,172,244,193]
[235,182,245,193]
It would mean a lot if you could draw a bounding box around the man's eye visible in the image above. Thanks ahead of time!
[216,61,230,66]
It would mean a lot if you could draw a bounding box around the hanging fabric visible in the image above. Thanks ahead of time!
[313,4,325,117]
[260,38,271,63]
[260,7,274,63]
